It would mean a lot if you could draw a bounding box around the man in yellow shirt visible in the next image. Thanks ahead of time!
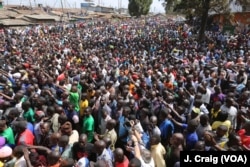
[150,135,166,167]
[79,93,88,118]
[212,110,231,137]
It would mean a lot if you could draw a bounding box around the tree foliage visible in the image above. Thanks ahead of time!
[163,0,231,41]
[128,0,153,17]
[238,0,250,11]
[162,0,250,41]
[162,0,179,13]
[173,0,230,16]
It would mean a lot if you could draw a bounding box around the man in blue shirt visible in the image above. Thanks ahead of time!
[116,106,130,157]
[159,108,174,149]
[182,119,199,151]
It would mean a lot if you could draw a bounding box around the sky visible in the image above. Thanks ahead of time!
[4,0,166,13]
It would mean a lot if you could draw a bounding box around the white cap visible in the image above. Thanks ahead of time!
[76,157,89,167]
[12,73,21,79]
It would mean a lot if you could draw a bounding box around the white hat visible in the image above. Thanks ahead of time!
[76,157,89,167]
[0,146,12,158]
[12,73,21,79]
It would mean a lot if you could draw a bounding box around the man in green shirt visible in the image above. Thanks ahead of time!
[82,107,94,143]
[69,86,80,112]
[22,100,35,123]
[0,120,15,146]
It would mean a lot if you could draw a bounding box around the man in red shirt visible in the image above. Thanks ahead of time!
[114,148,129,167]
[237,121,250,150]
[14,121,34,145]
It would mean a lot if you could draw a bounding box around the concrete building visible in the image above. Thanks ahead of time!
[80,2,96,8]
[117,8,128,14]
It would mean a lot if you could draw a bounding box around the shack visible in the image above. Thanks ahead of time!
[24,14,61,24]
[0,19,33,27]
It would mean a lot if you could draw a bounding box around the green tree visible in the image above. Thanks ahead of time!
[164,0,230,41]
[128,0,153,17]
[238,0,250,11]
[162,0,180,13]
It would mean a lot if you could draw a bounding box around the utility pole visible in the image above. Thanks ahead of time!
[60,0,64,22]
[29,0,32,9]
[61,0,64,12]
[118,0,122,9]
[33,0,37,7]
[117,0,120,13]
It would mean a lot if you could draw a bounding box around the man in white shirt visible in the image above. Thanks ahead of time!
[13,145,27,167]
[198,84,211,105]
[220,97,237,130]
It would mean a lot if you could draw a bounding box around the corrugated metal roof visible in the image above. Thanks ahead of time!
[0,9,18,19]
[71,15,93,19]
[52,8,85,14]
[15,14,26,19]
[24,14,61,21]
[0,15,9,19]
[0,5,131,25]
[8,8,48,15]
[50,10,63,16]
[0,19,33,26]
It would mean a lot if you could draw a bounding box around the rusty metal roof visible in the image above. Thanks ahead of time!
[0,19,33,26]
[24,14,61,21]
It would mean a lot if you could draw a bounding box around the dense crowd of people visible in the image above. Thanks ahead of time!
[0,16,248,167]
